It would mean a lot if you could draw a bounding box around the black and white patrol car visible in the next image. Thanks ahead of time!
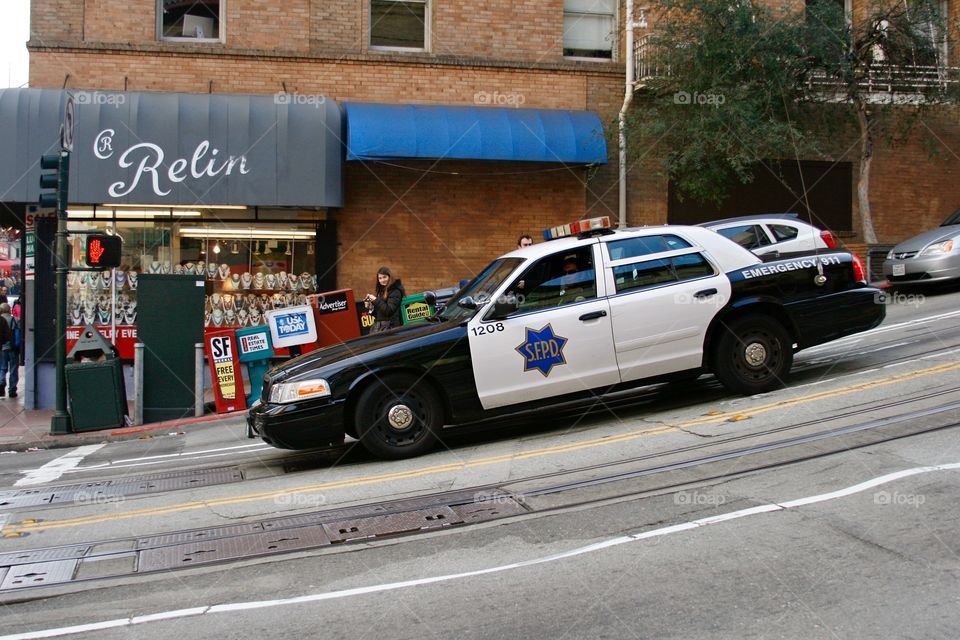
[248,218,885,459]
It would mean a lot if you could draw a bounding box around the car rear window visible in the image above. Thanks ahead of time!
[606,234,692,261]
[716,224,770,249]
[769,224,800,242]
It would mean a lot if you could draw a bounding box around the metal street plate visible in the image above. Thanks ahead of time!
[138,528,330,572]
[323,506,462,543]
[1,560,78,590]
[0,546,89,566]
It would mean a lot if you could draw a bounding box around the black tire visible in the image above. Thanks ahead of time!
[355,373,443,459]
[712,315,793,395]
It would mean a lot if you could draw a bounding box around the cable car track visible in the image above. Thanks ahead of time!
[1,386,957,599]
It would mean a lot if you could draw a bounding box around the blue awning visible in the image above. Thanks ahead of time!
[345,103,608,164]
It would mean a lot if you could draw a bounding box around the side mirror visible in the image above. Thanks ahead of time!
[457,296,479,310]
[423,291,437,307]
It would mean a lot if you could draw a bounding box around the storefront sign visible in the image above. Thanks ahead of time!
[265,304,318,348]
[204,329,246,413]
[0,89,344,208]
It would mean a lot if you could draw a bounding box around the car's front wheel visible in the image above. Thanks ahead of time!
[355,373,442,459]
[712,314,793,395]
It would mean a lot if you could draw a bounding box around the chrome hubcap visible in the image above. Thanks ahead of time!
[744,342,767,368]
[387,404,414,429]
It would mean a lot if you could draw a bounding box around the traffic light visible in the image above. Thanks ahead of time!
[39,152,69,211]
[85,234,123,269]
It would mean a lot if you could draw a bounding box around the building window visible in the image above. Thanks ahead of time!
[563,0,615,59]
[158,0,222,41]
[370,0,428,50]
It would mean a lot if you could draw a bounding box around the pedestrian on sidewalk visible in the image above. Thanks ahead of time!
[0,303,18,398]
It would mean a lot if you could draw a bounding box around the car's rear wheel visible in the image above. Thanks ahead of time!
[712,315,793,395]
[355,373,442,459]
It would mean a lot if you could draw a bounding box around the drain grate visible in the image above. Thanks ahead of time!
[1,560,78,590]
[136,523,266,550]
[138,528,330,572]
[323,506,462,543]
[0,546,89,566]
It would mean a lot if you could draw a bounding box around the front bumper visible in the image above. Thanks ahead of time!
[883,255,960,283]
[247,397,346,450]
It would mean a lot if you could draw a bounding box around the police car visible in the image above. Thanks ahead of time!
[248,217,885,459]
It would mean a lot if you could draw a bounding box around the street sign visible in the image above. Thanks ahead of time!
[62,95,75,152]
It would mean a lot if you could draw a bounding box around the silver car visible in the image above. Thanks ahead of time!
[883,208,960,284]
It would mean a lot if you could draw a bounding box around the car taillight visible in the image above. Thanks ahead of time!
[820,230,838,249]
[851,253,867,284]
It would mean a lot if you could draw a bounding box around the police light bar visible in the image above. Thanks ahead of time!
[543,216,612,241]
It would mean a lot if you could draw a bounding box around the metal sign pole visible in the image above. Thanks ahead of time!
[49,150,71,434]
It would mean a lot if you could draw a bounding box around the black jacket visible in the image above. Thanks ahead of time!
[371,279,405,327]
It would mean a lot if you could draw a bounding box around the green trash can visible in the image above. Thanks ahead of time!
[64,357,128,432]
[64,324,128,432]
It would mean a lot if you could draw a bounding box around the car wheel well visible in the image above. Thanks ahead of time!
[705,303,797,369]
[344,368,449,438]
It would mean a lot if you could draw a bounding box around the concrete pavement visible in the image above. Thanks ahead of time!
[0,377,248,452]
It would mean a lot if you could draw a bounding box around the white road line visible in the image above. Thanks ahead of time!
[70,443,272,471]
[13,445,106,487]
[803,309,960,352]
[4,461,958,640]
[63,447,275,473]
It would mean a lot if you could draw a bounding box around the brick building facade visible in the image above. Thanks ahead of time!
[24,0,960,294]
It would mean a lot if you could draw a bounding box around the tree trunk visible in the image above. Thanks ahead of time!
[856,101,879,244]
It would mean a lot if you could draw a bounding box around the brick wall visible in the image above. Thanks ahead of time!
[83,0,153,44]
[334,161,589,294]
[30,0,83,42]
[27,50,612,110]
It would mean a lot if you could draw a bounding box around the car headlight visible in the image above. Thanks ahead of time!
[886,249,895,260]
[269,379,332,404]
[920,239,956,256]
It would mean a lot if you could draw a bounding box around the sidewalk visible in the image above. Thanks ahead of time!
[0,378,248,452]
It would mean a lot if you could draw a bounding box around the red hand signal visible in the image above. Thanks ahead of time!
[89,238,106,263]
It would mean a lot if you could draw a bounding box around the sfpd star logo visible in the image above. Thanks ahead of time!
[515,324,568,377]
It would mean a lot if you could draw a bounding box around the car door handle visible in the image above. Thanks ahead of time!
[579,310,607,321]
[694,288,718,299]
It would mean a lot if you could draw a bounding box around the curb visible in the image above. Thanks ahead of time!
[0,410,249,453]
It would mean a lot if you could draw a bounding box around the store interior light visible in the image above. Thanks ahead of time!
[230,241,239,255]
[179,228,317,239]
[213,241,221,255]
[67,208,202,218]
[285,242,292,256]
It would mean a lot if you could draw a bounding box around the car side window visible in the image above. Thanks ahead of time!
[509,247,597,313]
[769,224,799,242]
[717,224,771,250]
[606,234,692,261]
[613,253,715,294]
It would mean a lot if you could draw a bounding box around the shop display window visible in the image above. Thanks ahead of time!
[65,217,321,357]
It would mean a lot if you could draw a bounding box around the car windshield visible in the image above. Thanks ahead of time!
[942,208,960,226]
[437,258,524,322]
